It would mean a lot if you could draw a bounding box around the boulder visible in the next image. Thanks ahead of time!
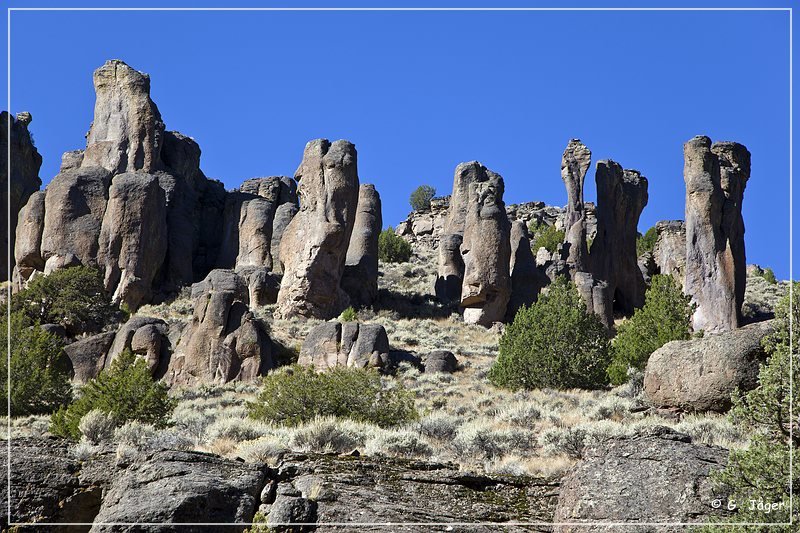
[506,220,548,321]
[652,220,686,287]
[423,350,458,373]
[341,184,382,306]
[573,271,613,330]
[560,139,592,272]
[13,190,46,288]
[2,111,42,281]
[60,149,84,172]
[267,495,317,531]
[643,320,774,412]
[82,59,164,174]
[298,321,390,370]
[237,265,280,306]
[105,316,170,377]
[554,427,730,532]
[64,331,116,384]
[276,139,359,319]
[167,269,272,384]
[684,136,751,333]
[460,173,512,326]
[590,161,649,315]
[97,172,168,311]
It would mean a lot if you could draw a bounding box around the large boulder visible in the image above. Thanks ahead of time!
[2,111,42,281]
[684,136,751,333]
[97,172,168,311]
[341,184,383,307]
[590,161,649,315]
[554,427,730,532]
[276,140,359,319]
[298,321,390,370]
[64,331,117,384]
[460,173,511,326]
[105,316,171,377]
[506,220,548,321]
[652,220,686,287]
[167,269,272,384]
[560,139,592,272]
[643,320,774,412]
[82,59,164,174]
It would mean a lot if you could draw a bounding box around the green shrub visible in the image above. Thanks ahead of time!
[339,306,358,322]
[409,184,436,211]
[50,349,175,440]
[528,221,564,254]
[12,266,118,334]
[703,285,799,531]
[248,365,418,428]
[761,267,778,285]
[607,274,693,385]
[378,227,412,263]
[489,277,610,390]
[0,312,72,416]
[636,226,658,257]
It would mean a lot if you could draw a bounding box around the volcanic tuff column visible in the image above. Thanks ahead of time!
[275,139,360,319]
[435,161,498,302]
[341,184,383,306]
[590,161,649,315]
[506,220,548,321]
[683,136,750,333]
[560,139,592,272]
[460,174,512,326]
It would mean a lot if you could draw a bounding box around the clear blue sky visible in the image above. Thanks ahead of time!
[2,1,795,279]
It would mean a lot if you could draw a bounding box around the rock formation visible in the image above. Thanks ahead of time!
[652,220,686,287]
[684,136,751,333]
[341,184,382,306]
[63,331,116,384]
[590,161,649,314]
[1,111,42,281]
[572,271,613,330]
[276,139,359,319]
[506,220,548,321]
[554,427,730,532]
[298,321,390,370]
[236,265,280,306]
[460,174,512,326]
[13,190,46,288]
[105,316,171,377]
[560,139,592,272]
[435,162,499,302]
[167,269,272,384]
[644,320,773,412]
[423,350,458,373]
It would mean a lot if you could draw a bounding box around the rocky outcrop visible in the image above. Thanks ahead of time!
[237,265,280,306]
[684,136,751,333]
[82,60,164,174]
[298,321,390,370]
[2,111,42,281]
[506,220,548,321]
[572,272,613,330]
[460,174,511,326]
[341,184,382,306]
[652,220,686,287]
[105,315,171,377]
[64,331,117,384]
[13,190,46,288]
[643,320,773,412]
[167,269,272,384]
[435,162,499,303]
[590,161,649,314]
[98,173,168,311]
[554,427,730,532]
[560,139,592,272]
[276,139,359,319]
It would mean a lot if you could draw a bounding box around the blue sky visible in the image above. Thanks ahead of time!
[2,1,795,279]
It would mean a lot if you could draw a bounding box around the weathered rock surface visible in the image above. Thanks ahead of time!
[460,173,511,326]
[219,192,275,270]
[590,161,649,315]
[573,271,613,330]
[298,321,390,370]
[423,350,458,373]
[684,135,751,333]
[237,265,280,306]
[554,427,730,532]
[167,269,272,384]
[82,60,164,174]
[105,315,171,377]
[506,220,548,321]
[560,139,592,272]
[13,190,46,287]
[2,111,42,281]
[276,139,359,319]
[341,184,382,306]
[643,320,773,412]
[652,220,686,287]
[64,331,117,384]
[98,172,168,311]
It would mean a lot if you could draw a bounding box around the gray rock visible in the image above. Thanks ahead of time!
[573,271,613,330]
[652,220,686,287]
[276,139,359,319]
[237,265,280,306]
[424,350,458,373]
[271,202,299,274]
[341,184,382,306]
[64,331,116,384]
[643,320,774,412]
[560,139,592,272]
[13,190,46,288]
[218,191,275,270]
[105,316,170,376]
[60,149,84,172]
[266,495,317,532]
[298,321,390,370]
[507,220,548,321]
[553,427,730,532]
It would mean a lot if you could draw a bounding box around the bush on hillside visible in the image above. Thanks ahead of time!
[0,311,72,416]
[761,267,778,285]
[409,184,436,211]
[248,365,418,428]
[636,226,658,257]
[489,277,610,390]
[12,266,119,334]
[528,220,564,254]
[607,274,693,385]
[50,349,175,440]
[378,227,412,263]
[339,306,358,322]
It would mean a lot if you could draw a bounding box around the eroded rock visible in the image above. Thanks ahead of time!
[341,184,382,306]
[298,321,390,370]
